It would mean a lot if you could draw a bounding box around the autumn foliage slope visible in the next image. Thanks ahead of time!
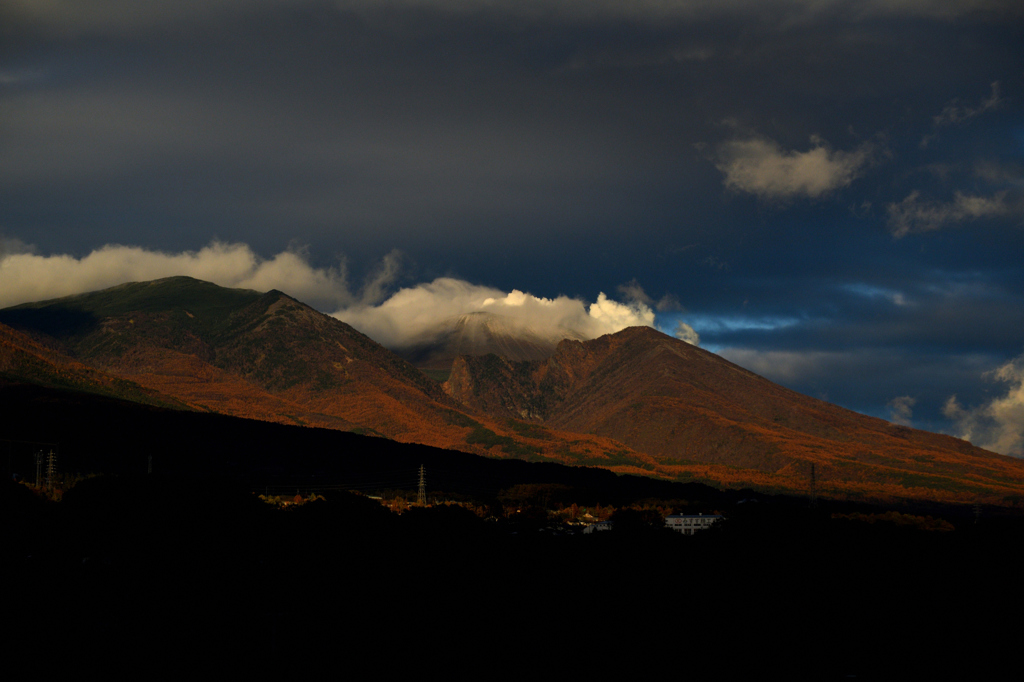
[0,277,645,467]
[444,326,1024,504]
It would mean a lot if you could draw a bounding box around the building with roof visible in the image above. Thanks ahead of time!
[665,513,722,535]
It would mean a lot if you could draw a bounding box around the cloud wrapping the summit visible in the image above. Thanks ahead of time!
[333,279,656,349]
[0,241,356,311]
[0,240,658,350]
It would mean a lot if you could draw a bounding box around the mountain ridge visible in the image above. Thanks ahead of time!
[444,326,1024,502]
[0,277,649,468]
[5,277,1024,504]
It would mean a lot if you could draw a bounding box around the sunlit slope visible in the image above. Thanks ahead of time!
[0,321,185,409]
[0,277,449,437]
[0,277,644,466]
[445,326,1024,503]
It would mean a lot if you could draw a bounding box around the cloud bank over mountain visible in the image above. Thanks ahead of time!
[0,240,657,349]
[333,278,655,350]
[0,241,358,311]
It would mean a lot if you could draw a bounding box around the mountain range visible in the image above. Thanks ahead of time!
[0,277,639,465]
[3,276,1024,505]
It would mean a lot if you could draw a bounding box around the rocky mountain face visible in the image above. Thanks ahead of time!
[445,326,1024,502]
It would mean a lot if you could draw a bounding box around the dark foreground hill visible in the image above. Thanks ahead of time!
[0,383,716,505]
[5,448,1023,678]
[5,381,1023,678]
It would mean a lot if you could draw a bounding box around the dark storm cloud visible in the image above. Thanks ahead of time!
[3,0,1024,450]
[3,1,683,255]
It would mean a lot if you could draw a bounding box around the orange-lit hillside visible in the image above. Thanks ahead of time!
[0,321,185,409]
[445,326,1024,505]
[6,279,1024,506]
[0,278,648,469]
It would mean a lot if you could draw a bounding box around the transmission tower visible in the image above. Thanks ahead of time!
[45,450,57,490]
[35,450,44,487]
[417,465,426,506]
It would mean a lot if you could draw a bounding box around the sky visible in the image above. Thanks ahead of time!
[1,1,1023,454]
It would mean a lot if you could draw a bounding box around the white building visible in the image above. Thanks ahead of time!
[582,520,613,534]
[665,513,722,535]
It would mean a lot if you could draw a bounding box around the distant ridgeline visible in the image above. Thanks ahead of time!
[3,276,1024,506]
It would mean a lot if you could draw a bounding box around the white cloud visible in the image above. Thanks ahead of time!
[944,355,1024,457]
[588,292,656,330]
[335,280,655,349]
[673,321,700,345]
[0,239,660,351]
[887,190,1014,238]
[887,395,916,426]
[0,241,357,311]
[713,135,873,200]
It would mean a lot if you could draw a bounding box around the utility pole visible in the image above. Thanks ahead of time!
[148,455,153,474]
[417,465,426,506]
[35,450,44,487]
